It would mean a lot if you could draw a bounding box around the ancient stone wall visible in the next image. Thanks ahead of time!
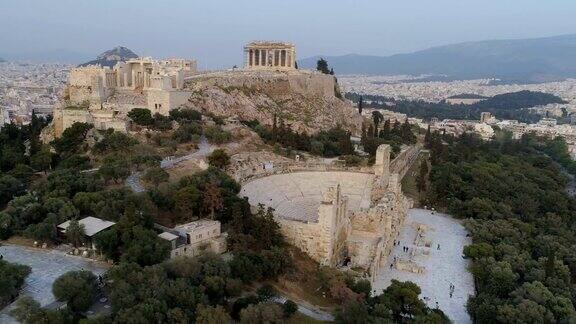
[389,144,422,180]
[91,111,128,132]
[184,70,359,134]
[277,186,350,266]
[147,89,192,115]
[187,70,336,99]
[238,144,416,278]
[62,109,92,130]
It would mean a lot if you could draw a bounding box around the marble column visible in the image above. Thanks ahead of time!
[275,50,279,67]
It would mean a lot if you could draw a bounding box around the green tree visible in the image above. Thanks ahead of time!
[372,111,383,134]
[93,228,121,261]
[174,185,202,221]
[377,280,428,322]
[0,260,31,308]
[336,301,371,324]
[207,149,230,169]
[52,270,98,312]
[99,155,130,184]
[10,296,47,324]
[240,302,284,324]
[195,305,232,324]
[58,154,91,170]
[143,166,169,187]
[202,181,223,219]
[350,279,372,298]
[282,300,298,318]
[65,218,85,247]
[0,174,23,207]
[152,113,173,131]
[30,145,52,173]
[316,58,330,74]
[127,108,153,126]
[120,226,170,266]
[256,284,277,301]
[93,130,138,153]
[51,122,93,156]
[205,126,232,144]
[169,108,202,122]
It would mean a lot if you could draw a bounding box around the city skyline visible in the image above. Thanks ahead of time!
[1,0,576,68]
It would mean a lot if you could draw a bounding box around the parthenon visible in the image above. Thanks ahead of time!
[244,41,296,70]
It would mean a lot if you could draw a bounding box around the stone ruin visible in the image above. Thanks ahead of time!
[239,144,414,279]
[47,40,361,138]
[51,57,197,136]
[244,41,296,71]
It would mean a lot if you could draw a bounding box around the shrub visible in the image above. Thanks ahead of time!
[0,260,31,308]
[283,300,298,318]
[207,149,230,169]
[128,108,153,126]
[169,108,202,122]
[52,270,98,312]
[205,126,231,144]
[172,122,202,143]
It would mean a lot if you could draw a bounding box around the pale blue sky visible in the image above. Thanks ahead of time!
[1,0,576,67]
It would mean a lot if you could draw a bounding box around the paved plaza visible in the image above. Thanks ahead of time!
[372,209,474,323]
[0,244,109,322]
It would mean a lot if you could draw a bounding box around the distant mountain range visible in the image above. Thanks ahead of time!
[299,34,576,82]
[0,57,5,63]
[79,46,138,67]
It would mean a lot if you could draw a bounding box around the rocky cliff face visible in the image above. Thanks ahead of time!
[184,70,361,134]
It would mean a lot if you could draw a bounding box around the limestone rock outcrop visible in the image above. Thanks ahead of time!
[184,70,361,134]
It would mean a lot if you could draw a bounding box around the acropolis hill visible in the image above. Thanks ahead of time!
[48,41,360,138]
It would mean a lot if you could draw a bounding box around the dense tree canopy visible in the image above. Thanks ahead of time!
[336,280,449,323]
[0,260,30,308]
[425,131,576,323]
[207,149,230,169]
[346,91,564,123]
[52,270,98,312]
[244,119,354,158]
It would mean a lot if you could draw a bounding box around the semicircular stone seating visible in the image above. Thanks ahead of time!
[240,171,375,222]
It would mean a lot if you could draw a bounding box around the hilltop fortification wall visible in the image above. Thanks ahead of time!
[188,70,336,98]
[184,70,359,134]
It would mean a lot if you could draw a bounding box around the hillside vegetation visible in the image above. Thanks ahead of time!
[347,91,565,123]
[425,131,576,323]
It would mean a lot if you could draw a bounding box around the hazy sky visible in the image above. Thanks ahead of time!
[2,0,576,68]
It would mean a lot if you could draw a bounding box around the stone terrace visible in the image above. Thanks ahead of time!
[239,171,374,222]
[372,209,474,323]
